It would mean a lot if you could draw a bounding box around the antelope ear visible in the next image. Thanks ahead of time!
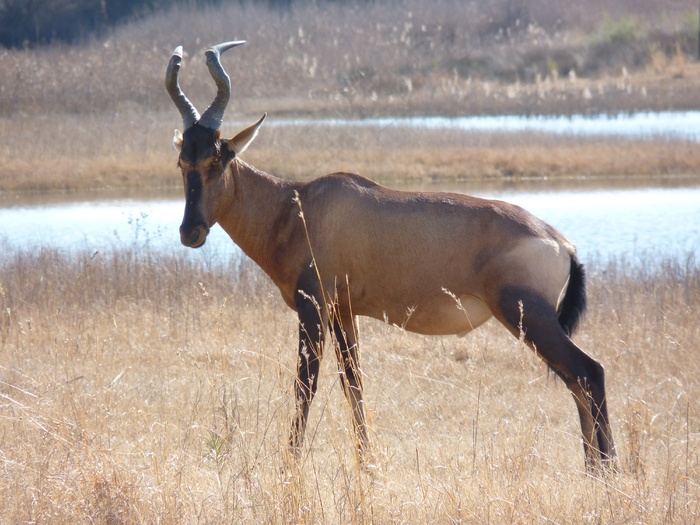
[223,113,266,156]
[173,129,184,151]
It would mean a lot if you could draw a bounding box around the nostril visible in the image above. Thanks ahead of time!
[188,232,198,246]
[180,227,197,246]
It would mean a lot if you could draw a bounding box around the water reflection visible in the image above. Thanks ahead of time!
[266,111,700,142]
[1,181,698,267]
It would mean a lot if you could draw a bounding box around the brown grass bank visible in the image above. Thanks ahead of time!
[2,110,700,193]
[1,246,698,523]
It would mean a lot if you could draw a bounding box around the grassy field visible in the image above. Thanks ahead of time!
[4,110,700,193]
[0,246,698,523]
[3,109,700,193]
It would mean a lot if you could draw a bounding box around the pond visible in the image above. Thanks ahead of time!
[2,180,698,268]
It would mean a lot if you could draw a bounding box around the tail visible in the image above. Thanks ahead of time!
[557,253,587,337]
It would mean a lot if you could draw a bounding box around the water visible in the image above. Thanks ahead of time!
[479,185,700,264]
[266,111,700,142]
[1,183,698,267]
[0,196,237,266]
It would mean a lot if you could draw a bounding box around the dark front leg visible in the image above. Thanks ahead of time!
[289,290,327,456]
[332,313,370,461]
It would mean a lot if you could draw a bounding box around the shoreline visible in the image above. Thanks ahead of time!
[3,113,700,195]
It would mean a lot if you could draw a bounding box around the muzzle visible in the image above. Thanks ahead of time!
[179,223,209,248]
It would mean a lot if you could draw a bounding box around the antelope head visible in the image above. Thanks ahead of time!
[166,41,266,248]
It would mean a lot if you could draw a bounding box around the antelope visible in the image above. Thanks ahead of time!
[165,41,617,471]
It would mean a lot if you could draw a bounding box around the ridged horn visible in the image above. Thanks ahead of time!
[198,40,246,131]
[165,45,200,130]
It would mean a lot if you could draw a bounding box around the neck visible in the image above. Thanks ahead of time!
[218,158,302,282]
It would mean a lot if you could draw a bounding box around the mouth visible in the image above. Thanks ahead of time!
[180,225,209,248]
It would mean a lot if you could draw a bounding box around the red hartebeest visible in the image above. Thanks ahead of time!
[165,41,617,471]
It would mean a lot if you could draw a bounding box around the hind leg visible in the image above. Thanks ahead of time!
[494,286,617,471]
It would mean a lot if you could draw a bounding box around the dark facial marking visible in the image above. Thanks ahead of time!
[180,169,207,236]
[185,170,203,207]
[180,124,220,165]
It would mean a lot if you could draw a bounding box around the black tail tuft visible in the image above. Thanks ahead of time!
[558,253,587,337]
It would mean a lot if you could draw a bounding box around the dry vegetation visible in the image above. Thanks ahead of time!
[0,0,699,192]
[4,111,700,193]
[0,245,698,523]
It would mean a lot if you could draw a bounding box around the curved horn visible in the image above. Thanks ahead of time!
[165,45,200,130]
[198,40,246,130]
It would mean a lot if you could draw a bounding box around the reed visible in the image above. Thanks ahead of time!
[0,244,698,523]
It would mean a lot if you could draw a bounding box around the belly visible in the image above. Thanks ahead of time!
[363,293,493,336]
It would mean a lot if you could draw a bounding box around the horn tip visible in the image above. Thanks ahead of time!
[206,40,246,57]
[171,45,184,58]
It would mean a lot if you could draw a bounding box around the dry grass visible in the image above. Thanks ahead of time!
[1,0,696,117]
[1,0,700,193]
[3,109,700,193]
[1,245,698,523]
